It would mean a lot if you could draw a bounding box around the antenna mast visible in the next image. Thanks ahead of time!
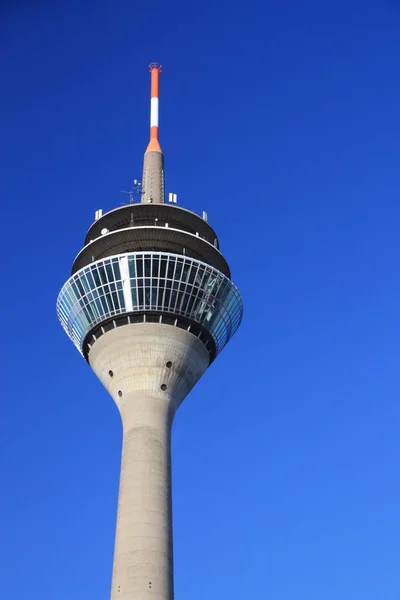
[141,63,164,204]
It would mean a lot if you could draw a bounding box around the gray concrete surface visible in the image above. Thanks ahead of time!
[89,323,209,599]
[142,151,165,204]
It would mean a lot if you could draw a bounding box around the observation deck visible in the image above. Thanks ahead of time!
[58,203,242,364]
[58,251,241,362]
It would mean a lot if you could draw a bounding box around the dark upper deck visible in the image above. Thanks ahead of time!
[85,203,219,248]
[71,201,231,278]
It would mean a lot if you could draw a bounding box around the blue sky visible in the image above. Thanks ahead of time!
[2,0,400,598]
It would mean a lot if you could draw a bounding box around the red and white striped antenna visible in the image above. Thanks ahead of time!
[146,62,162,154]
[141,63,165,203]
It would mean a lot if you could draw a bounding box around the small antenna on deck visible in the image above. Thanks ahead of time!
[120,190,134,204]
[120,180,143,205]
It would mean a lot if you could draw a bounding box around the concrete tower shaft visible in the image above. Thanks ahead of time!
[89,324,209,599]
[57,63,243,600]
[142,151,165,205]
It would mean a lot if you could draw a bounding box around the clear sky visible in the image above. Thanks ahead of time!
[2,1,400,598]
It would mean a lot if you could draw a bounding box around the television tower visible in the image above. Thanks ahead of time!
[57,63,243,599]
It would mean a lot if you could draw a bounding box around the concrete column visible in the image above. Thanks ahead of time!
[142,151,165,204]
[89,323,210,600]
[112,393,174,599]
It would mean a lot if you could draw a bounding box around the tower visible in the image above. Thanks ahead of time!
[57,64,243,599]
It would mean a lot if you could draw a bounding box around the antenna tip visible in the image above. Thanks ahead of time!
[149,62,162,72]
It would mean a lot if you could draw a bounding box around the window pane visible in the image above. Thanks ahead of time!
[128,258,136,278]
[144,289,151,307]
[91,267,101,287]
[160,258,167,278]
[167,259,175,279]
[99,295,108,313]
[137,257,143,277]
[188,265,196,284]
[174,261,183,280]
[106,263,114,282]
[152,257,159,278]
[182,263,190,282]
[98,265,108,285]
[86,271,95,288]
[151,288,157,308]
[164,288,171,307]
[113,260,121,280]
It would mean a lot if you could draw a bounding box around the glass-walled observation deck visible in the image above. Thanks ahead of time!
[57,252,243,357]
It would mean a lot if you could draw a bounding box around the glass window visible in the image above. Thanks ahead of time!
[160,258,167,278]
[83,303,96,322]
[144,258,151,277]
[182,263,190,282]
[98,265,108,285]
[104,292,114,313]
[72,279,84,296]
[79,275,90,293]
[169,289,177,310]
[113,259,121,280]
[99,294,108,314]
[57,251,242,357]
[128,258,136,278]
[187,294,196,314]
[157,292,164,310]
[188,265,197,285]
[180,292,190,313]
[112,291,119,310]
[106,263,114,282]
[137,257,143,277]
[152,257,159,278]
[138,287,143,307]
[64,289,75,308]
[178,280,187,295]
[151,288,157,308]
[164,288,171,307]
[167,259,175,279]
[86,270,95,288]
[94,298,103,316]
[174,261,183,280]
[144,289,151,307]
[91,266,101,287]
